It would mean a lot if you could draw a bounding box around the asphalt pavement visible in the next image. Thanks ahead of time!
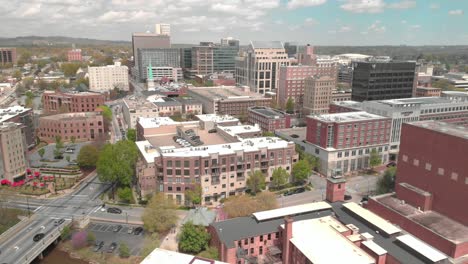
[87,222,144,256]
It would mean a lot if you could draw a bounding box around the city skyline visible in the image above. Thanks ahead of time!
[0,0,466,45]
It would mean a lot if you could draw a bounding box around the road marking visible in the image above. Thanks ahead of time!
[34,205,43,212]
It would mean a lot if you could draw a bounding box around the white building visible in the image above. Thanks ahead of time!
[432,72,468,90]
[148,66,182,82]
[122,97,159,129]
[141,248,227,264]
[155,23,171,36]
[88,62,129,92]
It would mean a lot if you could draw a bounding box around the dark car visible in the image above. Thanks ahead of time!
[290,134,299,138]
[208,129,217,133]
[93,241,104,252]
[386,161,397,167]
[360,196,369,203]
[133,227,143,235]
[54,218,65,226]
[33,233,45,242]
[107,242,117,253]
[294,187,305,194]
[107,207,122,214]
[113,225,123,232]
[344,194,353,201]
[283,190,294,196]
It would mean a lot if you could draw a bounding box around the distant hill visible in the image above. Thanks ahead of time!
[0,36,130,47]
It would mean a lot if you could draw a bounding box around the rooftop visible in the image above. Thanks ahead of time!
[40,111,101,121]
[378,96,453,106]
[253,202,331,222]
[181,207,216,227]
[189,86,269,101]
[0,105,31,123]
[250,41,284,49]
[342,202,401,236]
[217,124,261,137]
[249,106,288,118]
[196,114,239,123]
[141,248,228,264]
[395,235,448,263]
[409,120,468,140]
[309,111,387,123]
[289,217,375,264]
[152,97,183,107]
[331,100,363,110]
[416,87,442,91]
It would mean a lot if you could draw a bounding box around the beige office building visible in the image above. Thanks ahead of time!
[235,41,289,94]
[155,23,171,36]
[0,122,27,182]
[303,75,336,115]
[88,62,129,92]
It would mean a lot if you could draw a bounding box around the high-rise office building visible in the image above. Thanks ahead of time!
[0,47,17,65]
[131,32,171,76]
[303,75,336,115]
[155,23,171,36]
[188,42,239,77]
[235,41,289,94]
[0,122,27,182]
[137,48,181,81]
[351,61,417,101]
[220,37,239,47]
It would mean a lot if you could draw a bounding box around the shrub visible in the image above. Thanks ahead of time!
[71,231,88,249]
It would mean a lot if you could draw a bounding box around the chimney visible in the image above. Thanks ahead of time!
[282,216,294,264]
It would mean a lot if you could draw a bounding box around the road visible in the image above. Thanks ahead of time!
[0,175,111,264]
[277,173,381,208]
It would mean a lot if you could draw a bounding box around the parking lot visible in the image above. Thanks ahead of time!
[86,222,145,256]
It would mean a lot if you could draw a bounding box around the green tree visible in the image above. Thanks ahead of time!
[292,160,311,183]
[117,187,133,203]
[142,193,178,233]
[97,105,112,124]
[303,153,320,172]
[198,246,219,260]
[119,242,131,258]
[96,140,138,189]
[246,170,266,195]
[60,63,81,77]
[286,97,294,114]
[70,136,76,144]
[377,167,397,194]
[223,192,278,218]
[271,167,289,189]
[74,77,89,88]
[178,221,210,254]
[55,136,63,149]
[141,233,160,258]
[432,79,457,91]
[369,149,382,171]
[184,184,202,206]
[66,156,71,163]
[38,148,45,159]
[104,56,114,65]
[127,128,136,142]
[13,70,22,81]
[86,231,96,245]
[255,191,279,211]
[262,131,275,137]
[77,144,99,168]
[61,225,72,240]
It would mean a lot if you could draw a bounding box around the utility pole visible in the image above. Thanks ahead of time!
[27,196,31,218]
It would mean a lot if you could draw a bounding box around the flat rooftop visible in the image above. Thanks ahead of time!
[309,111,387,123]
[289,217,375,264]
[331,100,363,109]
[0,105,31,123]
[378,97,453,106]
[141,248,228,264]
[416,87,441,91]
[40,111,100,120]
[250,40,284,49]
[409,120,468,140]
[253,202,331,221]
[396,234,448,263]
[375,194,468,243]
[342,202,401,236]
[123,97,157,109]
[189,86,268,101]
[249,106,288,118]
[152,97,183,107]
[138,117,200,129]
[196,114,239,123]
[217,124,261,136]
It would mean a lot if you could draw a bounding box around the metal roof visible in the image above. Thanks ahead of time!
[250,41,284,49]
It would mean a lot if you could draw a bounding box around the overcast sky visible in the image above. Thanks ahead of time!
[0,0,466,45]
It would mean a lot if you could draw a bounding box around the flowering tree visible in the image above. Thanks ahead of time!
[71,231,88,249]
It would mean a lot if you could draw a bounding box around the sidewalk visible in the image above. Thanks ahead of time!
[159,210,188,251]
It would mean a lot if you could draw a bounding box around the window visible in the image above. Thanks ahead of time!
[260,235,263,242]
[259,246,263,255]
[184,160,189,167]
[413,159,419,166]
[244,239,248,245]
[250,248,254,254]
[451,172,458,181]
[184,170,190,176]
[275,232,279,238]
[438,168,444,176]
[175,161,181,167]
[465,177,468,185]
[402,155,408,162]
[250,237,254,243]
[337,152,342,158]
[267,234,271,240]
[166,169,173,175]
[425,163,432,171]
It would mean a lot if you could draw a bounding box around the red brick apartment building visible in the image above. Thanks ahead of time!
[415,87,441,97]
[247,107,291,132]
[42,91,105,114]
[67,49,82,62]
[209,200,448,264]
[367,121,468,260]
[38,112,105,143]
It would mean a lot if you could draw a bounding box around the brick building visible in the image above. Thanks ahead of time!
[0,106,35,149]
[247,107,291,132]
[209,201,444,264]
[415,87,441,97]
[67,49,82,62]
[187,86,271,117]
[306,111,391,176]
[367,121,468,260]
[42,91,105,114]
[0,122,28,182]
[38,112,105,143]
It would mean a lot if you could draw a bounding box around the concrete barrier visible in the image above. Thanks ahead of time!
[0,215,36,244]
[90,216,143,225]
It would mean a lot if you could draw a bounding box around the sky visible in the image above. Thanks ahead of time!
[0,0,466,45]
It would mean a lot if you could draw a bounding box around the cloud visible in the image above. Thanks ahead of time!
[448,9,464,16]
[429,3,439,9]
[340,0,415,13]
[367,20,386,33]
[16,3,42,17]
[182,28,200,32]
[338,26,352,32]
[287,0,327,10]
[401,20,407,24]
[274,19,284,25]
[304,17,319,25]
[409,24,421,29]
[340,0,385,13]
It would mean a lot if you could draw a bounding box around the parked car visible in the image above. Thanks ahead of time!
[386,161,396,167]
[54,218,65,226]
[133,227,143,235]
[33,233,45,242]
[208,129,217,133]
[113,225,123,232]
[127,226,134,234]
[93,241,104,252]
[344,194,353,201]
[290,134,299,138]
[107,242,117,253]
[107,207,122,214]
[360,196,369,203]
[294,187,305,194]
